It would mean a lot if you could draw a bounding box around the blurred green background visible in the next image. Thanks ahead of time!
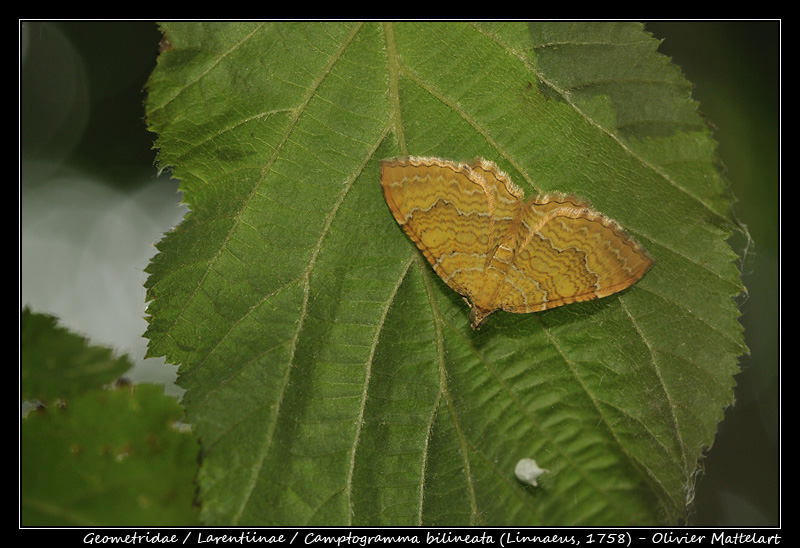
[20,21,779,526]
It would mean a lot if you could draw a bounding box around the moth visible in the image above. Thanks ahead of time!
[380,156,653,329]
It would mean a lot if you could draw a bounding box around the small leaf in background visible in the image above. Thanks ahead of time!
[143,22,746,525]
[21,307,130,403]
[20,310,199,526]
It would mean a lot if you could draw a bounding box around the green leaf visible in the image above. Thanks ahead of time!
[21,307,130,403]
[144,22,746,525]
[20,311,199,526]
[21,384,199,526]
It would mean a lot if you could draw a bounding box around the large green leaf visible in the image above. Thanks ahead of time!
[144,22,745,525]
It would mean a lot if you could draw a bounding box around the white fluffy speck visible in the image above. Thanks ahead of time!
[515,458,548,487]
